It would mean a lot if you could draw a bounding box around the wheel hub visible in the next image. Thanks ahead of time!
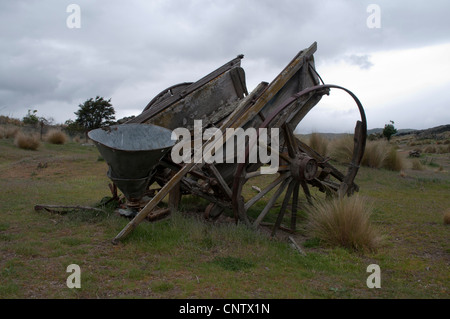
[290,154,318,181]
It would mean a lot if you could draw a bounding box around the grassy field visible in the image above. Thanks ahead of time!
[0,131,449,299]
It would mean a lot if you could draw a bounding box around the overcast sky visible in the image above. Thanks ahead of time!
[1,0,449,133]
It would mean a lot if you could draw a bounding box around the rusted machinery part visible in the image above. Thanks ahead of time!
[231,84,367,234]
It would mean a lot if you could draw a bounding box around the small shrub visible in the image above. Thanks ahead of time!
[0,126,20,139]
[45,129,67,145]
[308,133,328,156]
[14,132,41,150]
[424,145,437,153]
[360,140,404,171]
[437,146,448,154]
[305,195,381,252]
[411,159,424,171]
[0,115,22,126]
[383,147,405,171]
[444,211,450,225]
[361,141,388,169]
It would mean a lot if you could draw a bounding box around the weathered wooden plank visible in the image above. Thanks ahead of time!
[338,120,366,197]
[143,82,193,112]
[230,67,248,98]
[143,68,245,131]
[128,55,244,124]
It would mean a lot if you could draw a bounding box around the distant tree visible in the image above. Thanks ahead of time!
[64,119,84,137]
[74,96,115,140]
[23,109,39,125]
[383,120,397,141]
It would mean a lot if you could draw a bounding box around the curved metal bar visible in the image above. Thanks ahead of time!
[261,84,366,129]
[232,84,367,221]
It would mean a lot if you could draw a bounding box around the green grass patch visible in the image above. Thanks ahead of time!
[212,256,255,272]
[0,136,449,298]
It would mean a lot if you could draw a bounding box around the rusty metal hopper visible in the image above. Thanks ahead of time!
[88,124,175,204]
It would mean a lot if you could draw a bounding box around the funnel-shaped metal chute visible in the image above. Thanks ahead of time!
[88,124,175,204]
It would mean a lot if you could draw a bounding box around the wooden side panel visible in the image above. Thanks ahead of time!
[144,68,246,131]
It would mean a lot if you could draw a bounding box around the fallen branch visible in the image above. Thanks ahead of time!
[34,204,107,214]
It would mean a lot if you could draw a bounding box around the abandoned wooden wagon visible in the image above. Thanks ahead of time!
[87,42,367,243]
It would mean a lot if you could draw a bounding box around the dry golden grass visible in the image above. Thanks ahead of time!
[14,132,41,150]
[361,140,388,168]
[330,137,404,171]
[0,126,20,139]
[444,211,450,225]
[45,129,68,145]
[328,134,354,163]
[424,145,437,153]
[305,195,381,252]
[383,147,405,171]
[411,159,424,171]
[308,133,328,156]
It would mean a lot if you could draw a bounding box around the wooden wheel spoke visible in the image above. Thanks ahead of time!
[245,165,289,180]
[290,182,300,231]
[253,177,292,227]
[244,172,290,211]
[271,179,296,236]
[300,180,313,205]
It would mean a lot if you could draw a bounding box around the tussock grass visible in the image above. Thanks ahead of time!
[45,129,68,145]
[444,211,450,225]
[424,145,437,154]
[305,195,381,252]
[328,134,354,163]
[331,137,404,171]
[308,133,328,156]
[383,147,405,171]
[411,159,424,171]
[14,132,40,150]
[0,126,20,139]
[361,140,388,168]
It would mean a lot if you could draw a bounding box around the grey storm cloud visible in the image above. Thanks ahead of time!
[1,0,450,128]
[344,54,374,69]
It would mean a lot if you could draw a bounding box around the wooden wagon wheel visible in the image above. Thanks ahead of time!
[231,84,367,236]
